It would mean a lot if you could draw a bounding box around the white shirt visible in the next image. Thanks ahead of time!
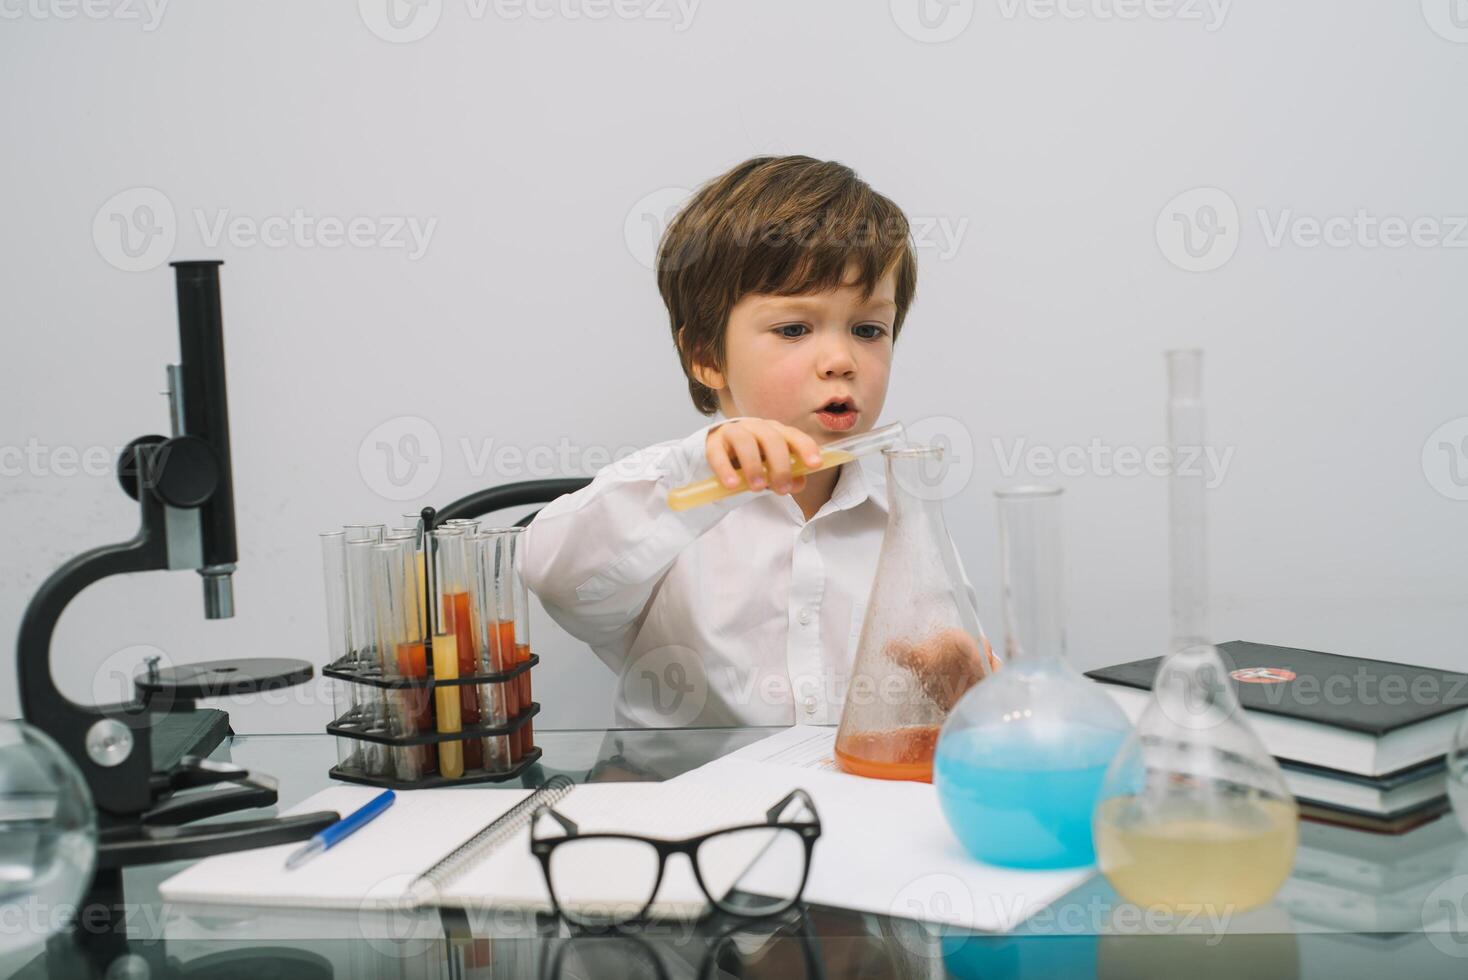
[522,415,985,728]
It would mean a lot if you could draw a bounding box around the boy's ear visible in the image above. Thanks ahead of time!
[679,326,726,391]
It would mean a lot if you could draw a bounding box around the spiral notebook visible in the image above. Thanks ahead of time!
[160,777,779,918]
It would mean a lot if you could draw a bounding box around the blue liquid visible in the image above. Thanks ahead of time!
[934,724,1125,869]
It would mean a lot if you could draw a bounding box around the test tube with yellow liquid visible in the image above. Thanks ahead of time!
[667,422,906,511]
[432,630,464,779]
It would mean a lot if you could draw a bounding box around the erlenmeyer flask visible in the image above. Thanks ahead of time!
[833,445,993,782]
[934,486,1131,868]
[1094,350,1297,912]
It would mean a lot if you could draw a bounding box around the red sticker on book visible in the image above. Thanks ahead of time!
[1231,667,1297,684]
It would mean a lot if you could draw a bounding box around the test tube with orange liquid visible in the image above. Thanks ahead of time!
[433,527,483,772]
[666,422,905,511]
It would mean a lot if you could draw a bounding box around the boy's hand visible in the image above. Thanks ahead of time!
[706,418,824,496]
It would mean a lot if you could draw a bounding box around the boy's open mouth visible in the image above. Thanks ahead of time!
[815,397,858,431]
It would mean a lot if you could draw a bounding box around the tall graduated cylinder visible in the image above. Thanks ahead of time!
[833,445,993,782]
[1093,350,1297,911]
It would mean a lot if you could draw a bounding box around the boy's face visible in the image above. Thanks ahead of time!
[696,262,896,445]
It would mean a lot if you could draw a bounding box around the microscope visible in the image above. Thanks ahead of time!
[15,261,337,916]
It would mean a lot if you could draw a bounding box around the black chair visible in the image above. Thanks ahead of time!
[432,478,591,529]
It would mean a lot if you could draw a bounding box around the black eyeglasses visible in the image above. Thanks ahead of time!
[530,788,821,928]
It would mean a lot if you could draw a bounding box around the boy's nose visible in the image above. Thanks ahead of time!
[818,341,857,378]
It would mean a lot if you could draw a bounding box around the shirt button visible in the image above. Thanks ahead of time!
[803,696,817,711]
[800,526,813,543]
[798,608,812,625]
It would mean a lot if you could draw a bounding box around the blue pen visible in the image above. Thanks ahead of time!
[285,790,396,869]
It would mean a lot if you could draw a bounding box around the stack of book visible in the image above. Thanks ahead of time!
[1086,641,1468,834]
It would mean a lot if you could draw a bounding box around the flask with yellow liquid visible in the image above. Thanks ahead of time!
[1093,351,1297,913]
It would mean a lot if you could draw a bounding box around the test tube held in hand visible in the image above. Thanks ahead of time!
[666,422,906,511]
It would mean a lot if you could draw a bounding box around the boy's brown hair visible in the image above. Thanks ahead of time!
[657,156,918,416]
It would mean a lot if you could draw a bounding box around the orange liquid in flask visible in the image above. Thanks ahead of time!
[834,725,942,782]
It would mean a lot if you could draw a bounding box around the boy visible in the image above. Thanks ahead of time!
[523,155,986,728]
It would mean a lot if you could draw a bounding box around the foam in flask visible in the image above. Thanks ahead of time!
[934,485,1132,868]
[1093,349,1297,912]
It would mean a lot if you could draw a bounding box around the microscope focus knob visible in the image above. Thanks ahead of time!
[144,435,222,509]
[117,435,168,501]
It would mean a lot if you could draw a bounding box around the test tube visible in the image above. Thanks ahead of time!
[344,523,387,543]
[508,528,533,757]
[342,525,387,668]
[345,537,392,776]
[432,625,464,779]
[472,531,514,772]
[373,538,428,781]
[321,531,359,771]
[320,531,349,666]
[666,421,907,511]
[433,527,484,771]
[479,527,525,763]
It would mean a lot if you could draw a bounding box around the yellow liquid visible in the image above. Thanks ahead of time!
[1094,796,1297,912]
[667,449,856,511]
[432,632,464,778]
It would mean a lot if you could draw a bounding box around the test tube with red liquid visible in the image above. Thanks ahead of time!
[432,527,483,772]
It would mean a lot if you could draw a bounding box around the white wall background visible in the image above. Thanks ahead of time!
[2,1,1465,734]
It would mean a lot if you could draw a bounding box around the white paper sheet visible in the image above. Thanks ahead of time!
[674,739,1096,933]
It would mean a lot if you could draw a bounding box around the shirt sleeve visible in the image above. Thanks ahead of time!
[521,417,758,663]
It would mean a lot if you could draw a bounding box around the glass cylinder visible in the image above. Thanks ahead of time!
[833,445,992,781]
[344,537,391,777]
[476,527,526,763]
[510,528,533,757]
[1094,350,1297,912]
[432,527,483,772]
[933,487,1131,868]
[373,537,430,781]
[474,530,517,771]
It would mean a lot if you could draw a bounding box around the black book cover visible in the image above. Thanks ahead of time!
[1085,640,1468,737]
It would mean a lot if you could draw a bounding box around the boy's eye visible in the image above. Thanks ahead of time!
[775,324,809,339]
[853,323,888,340]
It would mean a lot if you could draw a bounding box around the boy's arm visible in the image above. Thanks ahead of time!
[521,418,756,662]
